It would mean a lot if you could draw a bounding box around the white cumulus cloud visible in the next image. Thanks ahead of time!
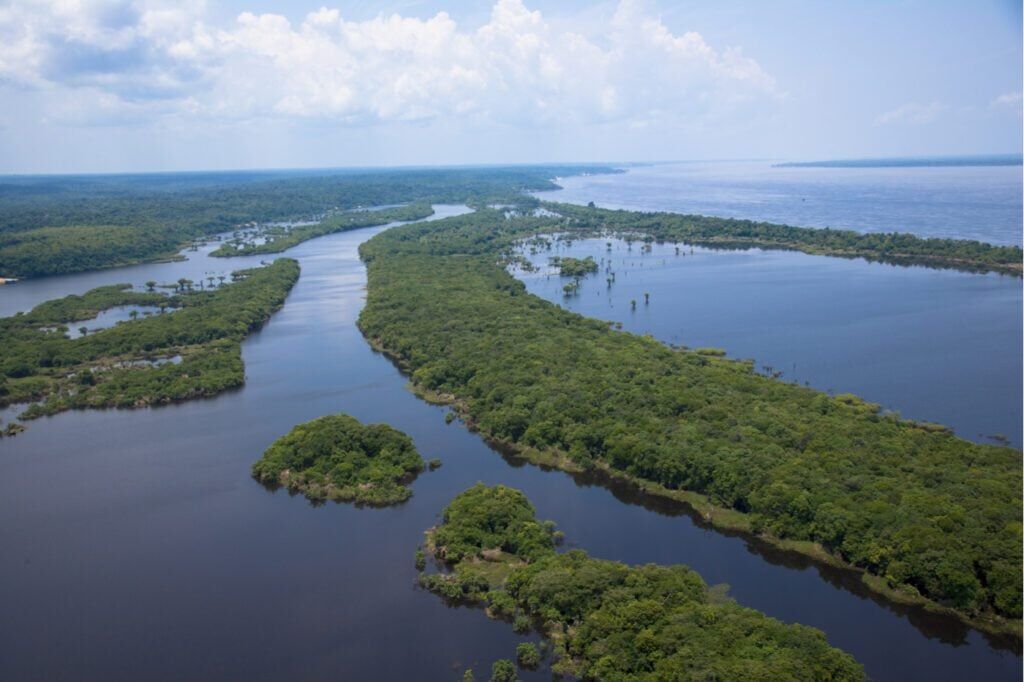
[0,0,778,128]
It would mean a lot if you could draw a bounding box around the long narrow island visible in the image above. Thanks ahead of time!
[358,206,1022,636]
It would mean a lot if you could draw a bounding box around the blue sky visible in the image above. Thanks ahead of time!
[0,0,1020,173]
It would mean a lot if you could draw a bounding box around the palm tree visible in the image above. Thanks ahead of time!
[78,326,88,337]
[145,280,157,291]
[129,311,139,321]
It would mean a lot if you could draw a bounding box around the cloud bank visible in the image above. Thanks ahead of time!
[0,0,778,128]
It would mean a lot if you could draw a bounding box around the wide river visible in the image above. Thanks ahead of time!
[0,204,1020,680]
[538,160,1024,246]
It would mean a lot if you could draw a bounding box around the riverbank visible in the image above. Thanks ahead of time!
[365,334,1022,642]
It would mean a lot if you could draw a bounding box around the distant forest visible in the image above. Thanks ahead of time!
[2,164,1018,279]
[0,166,615,278]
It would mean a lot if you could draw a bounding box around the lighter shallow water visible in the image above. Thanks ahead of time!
[0,206,1020,681]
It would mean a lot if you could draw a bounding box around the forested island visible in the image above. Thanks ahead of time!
[0,259,298,418]
[252,414,425,506]
[546,202,1023,275]
[210,203,434,257]
[419,484,864,680]
[358,208,1022,634]
[0,167,614,278]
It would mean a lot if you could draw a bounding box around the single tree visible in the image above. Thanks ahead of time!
[515,643,540,669]
[490,659,518,682]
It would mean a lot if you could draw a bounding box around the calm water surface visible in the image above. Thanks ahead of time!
[514,238,1023,447]
[537,161,1024,246]
[0,206,1020,681]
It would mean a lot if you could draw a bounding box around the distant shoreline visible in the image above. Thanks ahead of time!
[775,154,1022,169]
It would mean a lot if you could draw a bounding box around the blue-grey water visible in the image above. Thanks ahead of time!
[538,161,1024,246]
[514,238,1023,448]
[0,205,1020,681]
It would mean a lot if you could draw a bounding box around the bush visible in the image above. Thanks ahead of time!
[515,643,540,669]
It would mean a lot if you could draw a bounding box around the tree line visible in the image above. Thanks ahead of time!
[0,167,615,278]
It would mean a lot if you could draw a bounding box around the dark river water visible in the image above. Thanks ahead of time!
[0,205,1020,681]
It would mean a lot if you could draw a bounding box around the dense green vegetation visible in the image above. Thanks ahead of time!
[546,202,1023,274]
[0,259,298,418]
[0,225,184,278]
[358,209,1022,630]
[0,167,613,277]
[252,414,424,506]
[419,484,864,680]
[211,203,435,257]
[3,165,1016,277]
[550,255,598,277]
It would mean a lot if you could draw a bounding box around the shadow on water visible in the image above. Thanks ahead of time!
[372,346,1022,656]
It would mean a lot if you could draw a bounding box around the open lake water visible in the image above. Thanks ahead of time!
[1,166,1022,680]
[539,161,1023,246]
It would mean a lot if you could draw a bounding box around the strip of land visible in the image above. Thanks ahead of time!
[358,208,1022,637]
[546,201,1023,275]
[210,203,435,257]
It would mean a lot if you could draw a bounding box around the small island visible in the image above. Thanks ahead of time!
[549,255,598,277]
[252,414,425,506]
[419,484,863,680]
